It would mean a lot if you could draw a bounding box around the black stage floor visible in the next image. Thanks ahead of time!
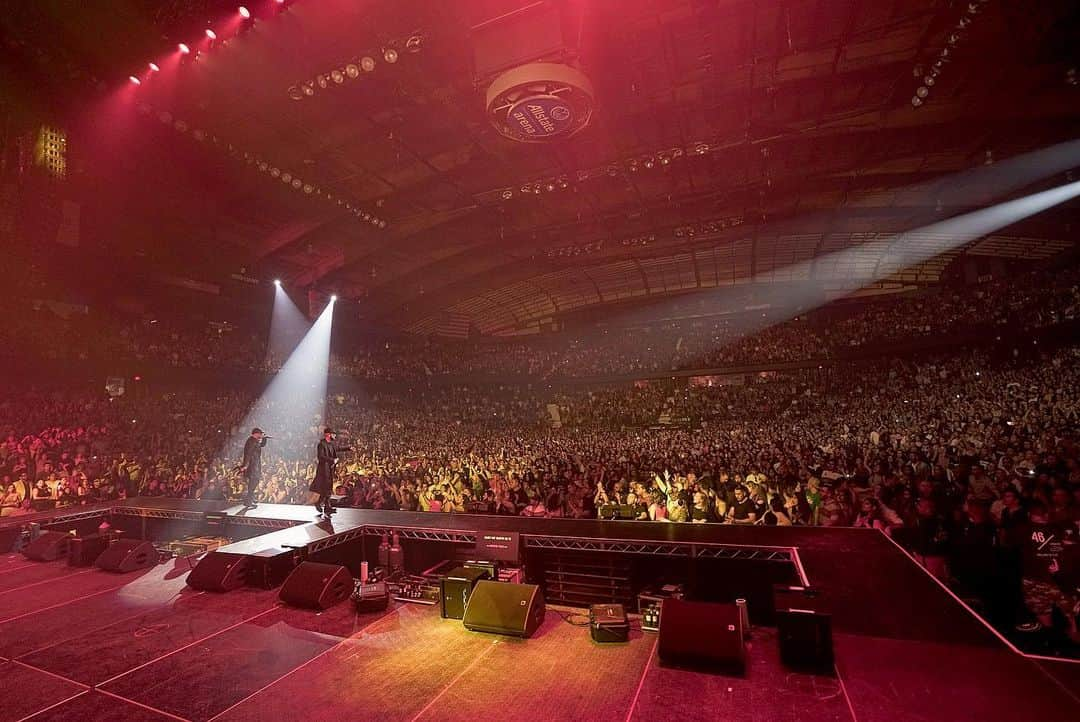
[1,499,1077,721]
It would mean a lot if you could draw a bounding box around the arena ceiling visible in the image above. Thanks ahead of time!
[4,0,1079,335]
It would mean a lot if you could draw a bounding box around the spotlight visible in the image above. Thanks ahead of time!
[291,179,302,189]
[270,167,280,177]
[924,76,935,87]
[129,75,141,85]
[916,86,929,98]
[178,43,191,54]
[282,172,292,183]
[659,154,671,166]
[360,56,376,72]
[911,96,923,107]
[405,35,424,53]
[383,48,398,64]
[378,219,387,228]
[288,85,303,100]
[206,29,217,40]
[345,63,360,78]
[331,69,345,84]
[643,157,655,169]
[238,6,251,19]
[273,279,281,286]
[303,184,313,194]
[148,62,160,72]
[301,82,316,96]
[316,75,329,89]
[330,295,338,302]
[501,189,513,199]
[694,142,710,155]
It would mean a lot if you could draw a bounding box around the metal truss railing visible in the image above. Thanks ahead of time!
[110,507,205,522]
[226,516,302,529]
[361,526,476,545]
[524,534,797,563]
[40,507,111,526]
[306,526,368,554]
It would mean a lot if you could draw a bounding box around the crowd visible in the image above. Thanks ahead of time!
[2,265,1079,648]
[2,267,1077,381]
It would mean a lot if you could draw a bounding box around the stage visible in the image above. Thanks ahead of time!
[1,499,1078,721]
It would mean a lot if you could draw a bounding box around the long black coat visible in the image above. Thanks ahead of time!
[309,438,337,495]
[242,436,265,482]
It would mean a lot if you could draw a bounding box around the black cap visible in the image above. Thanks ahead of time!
[251,428,263,435]
[324,427,334,436]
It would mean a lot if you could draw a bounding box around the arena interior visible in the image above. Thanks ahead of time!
[1,1,1079,720]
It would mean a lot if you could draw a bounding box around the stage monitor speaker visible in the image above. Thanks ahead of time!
[68,534,110,567]
[462,580,545,638]
[658,599,745,674]
[22,531,72,561]
[279,562,353,610]
[95,539,158,573]
[187,551,252,592]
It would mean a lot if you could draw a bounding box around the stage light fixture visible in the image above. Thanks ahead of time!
[238,6,251,19]
[273,279,281,286]
[258,161,269,171]
[292,178,302,188]
[501,189,513,199]
[206,29,217,40]
[383,48,398,64]
[643,157,655,169]
[129,75,141,85]
[270,167,281,177]
[378,219,387,228]
[916,86,929,98]
[148,62,160,72]
[178,43,191,54]
[281,172,292,183]
[405,35,424,53]
[316,75,329,89]
[360,56,376,72]
[303,184,314,194]
[288,85,303,100]
[331,69,345,84]
[330,295,338,302]
[301,82,316,96]
[345,63,360,78]
[912,96,923,107]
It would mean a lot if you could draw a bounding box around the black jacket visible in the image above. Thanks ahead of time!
[242,436,266,480]
[310,438,338,495]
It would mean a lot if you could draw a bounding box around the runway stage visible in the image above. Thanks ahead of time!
[0,500,1078,721]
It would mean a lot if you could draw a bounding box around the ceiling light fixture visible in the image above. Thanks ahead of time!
[238,6,251,19]
[383,48,398,64]
[148,62,160,72]
[178,43,190,54]
[129,75,141,85]
[205,29,217,40]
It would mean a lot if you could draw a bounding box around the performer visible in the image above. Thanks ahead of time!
[310,427,346,516]
[240,427,267,508]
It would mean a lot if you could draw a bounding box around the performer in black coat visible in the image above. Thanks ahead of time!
[241,428,267,508]
[310,427,346,516]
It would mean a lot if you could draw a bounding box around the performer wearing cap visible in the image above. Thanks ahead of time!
[310,427,341,517]
[241,427,267,508]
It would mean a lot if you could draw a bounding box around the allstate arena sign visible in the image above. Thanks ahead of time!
[486,63,595,143]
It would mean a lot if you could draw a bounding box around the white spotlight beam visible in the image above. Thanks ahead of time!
[224,299,335,471]
[268,282,310,363]
[677,180,1080,366]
